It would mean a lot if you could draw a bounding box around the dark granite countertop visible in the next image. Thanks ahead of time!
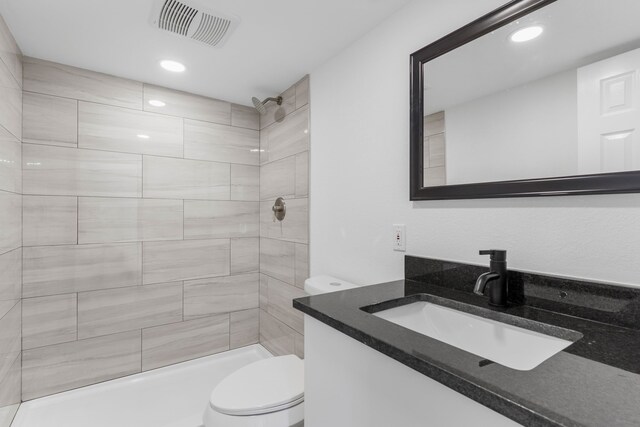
[293,256,640,427]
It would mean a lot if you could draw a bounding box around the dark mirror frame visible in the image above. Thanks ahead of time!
[410,0,640,200]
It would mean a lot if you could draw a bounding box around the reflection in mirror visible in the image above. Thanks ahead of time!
[423,0,640,187]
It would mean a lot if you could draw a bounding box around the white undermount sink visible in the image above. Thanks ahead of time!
[373,301,575,370]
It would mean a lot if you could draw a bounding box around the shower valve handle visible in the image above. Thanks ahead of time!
[272,197,286,222]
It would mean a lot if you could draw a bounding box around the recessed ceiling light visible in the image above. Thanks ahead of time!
[510,25,543,43]
[137,134,150,139]
[148,99,166,107]
[160,60,186,72]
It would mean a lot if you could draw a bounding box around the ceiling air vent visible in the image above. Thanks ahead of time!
[151,0,239,47]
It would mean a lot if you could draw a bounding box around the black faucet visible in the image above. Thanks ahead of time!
[474,249,508,307]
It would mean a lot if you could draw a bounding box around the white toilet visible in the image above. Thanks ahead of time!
[203,275,359,427]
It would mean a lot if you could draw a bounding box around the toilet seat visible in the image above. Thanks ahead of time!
[210,355,304,416]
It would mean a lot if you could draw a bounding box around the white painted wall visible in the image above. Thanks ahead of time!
[304,316,520,427]
[446,69,578,184]
[309,0,640,289]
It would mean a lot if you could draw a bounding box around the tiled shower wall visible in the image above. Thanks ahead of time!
[423,111,446,187]
[0,15,22,427]
[258,77,310,358]
[20,57,262,400]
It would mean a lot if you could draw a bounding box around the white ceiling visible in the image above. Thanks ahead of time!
[0,0,411,105]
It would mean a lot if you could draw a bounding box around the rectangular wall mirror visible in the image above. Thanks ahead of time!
[410,0,640,200]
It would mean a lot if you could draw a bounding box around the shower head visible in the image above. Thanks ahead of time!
[251,96,283,115]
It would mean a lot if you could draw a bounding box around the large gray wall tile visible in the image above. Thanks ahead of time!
[22,331,142,400]
[22,294,77,350]
[184,119,259,165]
[294,243,309,289]
[23,144,142,197]
[78,197,183,244]
[231,164,259,201]
[184,200,258,239]
[259,274,268,309]
[295,152,308,197]
[230,308,259,349]
[23,92,77,147]
[260,156,295,201]
[0,301,20,385]
[0,60,21,140]
[184,273,259,319]
[24,57,142,109]
[78,282,183,339]
[0,354,20,415]
[231,238,259,274]
[260,198,308,243]
[143,155,229,200]
[295,76,309,110]
[78,102,183,157]
[143,84,230,124]
[0,16,22,86]
[0,132,21,193]
[260,105,309,164]
[0,191,20,255]
[143,239,230,285]
[264,275,305,334]
[142,315,229,371]
[23,243,142,298]
[259,309,300,357]
[231,104,259,130]
[0,249,20,301]
[0,300,16,320]
[424,111,445,136]
[260,238,295,285]
[23,196,77,246]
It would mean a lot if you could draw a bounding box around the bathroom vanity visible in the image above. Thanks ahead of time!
[294,256,640,427]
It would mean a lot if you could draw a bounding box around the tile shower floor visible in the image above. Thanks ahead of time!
[12,345,272,427]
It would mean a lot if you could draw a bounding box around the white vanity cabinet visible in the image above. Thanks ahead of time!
[303,315,522,427]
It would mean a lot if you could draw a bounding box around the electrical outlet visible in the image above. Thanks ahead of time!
[393,224,406,252]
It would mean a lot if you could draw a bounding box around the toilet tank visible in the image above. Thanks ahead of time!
[304,275,360,295]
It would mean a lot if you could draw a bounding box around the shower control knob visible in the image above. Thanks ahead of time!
[272,197,286,222]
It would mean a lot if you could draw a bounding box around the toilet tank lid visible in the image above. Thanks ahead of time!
[210,355,304,416]
[304,275,359,295]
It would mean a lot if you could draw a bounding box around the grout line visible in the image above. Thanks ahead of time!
[75,196,79,245]
[22,140,261,168]
[19,193,239,202]
[140,327,143,373]
[0,188,22,196]
[140,241,144,287]
[75,99,79,144]
[75,292,78,342]
[0,121,19,143]
[0,299,20,323]
[21,90,250,130]
[20,235,257,249]
[0,54,21,89]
